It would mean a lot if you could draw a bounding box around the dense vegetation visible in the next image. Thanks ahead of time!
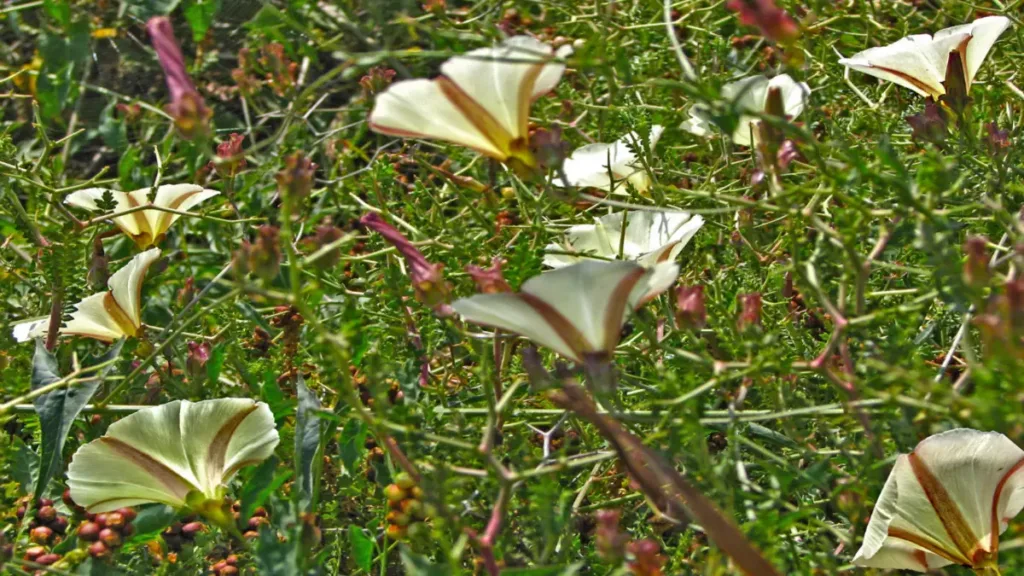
[1,0,1023,574]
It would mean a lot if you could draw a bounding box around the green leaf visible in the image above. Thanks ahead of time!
[348,525,375,573]
[206,342,227,384]
[123,504,177,548]
[256,524,300,576]
[338,417,367,476]
[184,0,221,42]
[43,0,71,26]
[33,339,124,497]
[499,565,583,576]
[12,436,39,495]
[240,456,291,523]
[400,547,451,576]
[295,377,323,512]
[260,370,289,421]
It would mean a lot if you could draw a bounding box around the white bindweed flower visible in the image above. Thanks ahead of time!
[838,16,1011,100]
[682,74,810,147]
[368,36,571,171]
[12,249,162,343]
[67,398,279,513]
[853,428,1024,573]
[552,126,665,194]
[66,184,219,249]
[543,210,703,269]
[452,260,679,363]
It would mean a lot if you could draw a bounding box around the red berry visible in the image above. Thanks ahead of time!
[104,512,125,529]
[36,506,57,523]
[16,506,26,520]
[30,526,53,545]
[88,541,109,558]
[50,516,68,535]
[252,507,268,518]
[94,513,109,527]
[35,553,60,565]
[62,489,76,509]
[99,527,121,547]
[77,521,101,542]
[121,523,135,537]
[213,560,228,572]
[115,507,137,523]
[181,521,204,538]
[220,566,239,575]
[37,498,53,507]
[247,516,269,530]
[226,554,238,566]
[243,531,259,540]
[23,546,45,561]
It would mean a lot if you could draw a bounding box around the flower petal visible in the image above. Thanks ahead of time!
[61,293,131,342]
[11,318,48,343]
[452,292,584,361]
[554,126,664,194]
[369,78,506,159]
[108,248,162,330]
[935,16,1010,87]
[440,36,557,140]
[148,184,220,239]
[767,74,811,120]
[67,399,279,513]
[65,188,145,237]
[632,212,705,267]
[839,34,957,98]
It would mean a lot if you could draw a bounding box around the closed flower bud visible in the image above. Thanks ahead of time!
[146,17,212,139]
[214,133,246,178]
[276,152,316,204]
[465,258,512,294]
[87,239,109,290]
[359,66,397,98]
[595,509,627,562]
[186,341,212,384]
[737,292,762,332]
[249,225,282,280]
[675,285,707,330]
[964,236,990,288]
[304,222,345,270]
[726,0,799,44]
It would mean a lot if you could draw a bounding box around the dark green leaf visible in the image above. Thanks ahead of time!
[339,417,367,476]
[33,339,124,497]
[400,547,451,576]
[240,456,291,523]
[124,504,178,547]
[12,436,39,495]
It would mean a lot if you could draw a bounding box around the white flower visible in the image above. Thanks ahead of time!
[12,249,162,343]
[368,36,571,168]
[838,16,1011,99]
[682,74,810,147]
[552,126,665,194]
[67,399,279,513]
[543,210,703,269]
[853,428,1024,573]
[66,184,219,249]
[452,260,679,363]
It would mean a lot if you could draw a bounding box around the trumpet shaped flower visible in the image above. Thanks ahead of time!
[369,36,571,171]
[683,74,809,147]
[853,429,1024,573]
[452,260,679,363]
[838,16,1011,100]
[552,126,665,195]
[13,249,162,343]
[65,184,219,249]
[544,210,703,269]
[67,399,279,512]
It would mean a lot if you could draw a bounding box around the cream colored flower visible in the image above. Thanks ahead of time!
[853,429,1024,573]
[368,36,571,169]
[552,127,664,194]
[67,399,279,513]
[683,74,809,147]
[839,16,1011,99]
[66,184,219,249]
[12,249,162,343]
[452,260,678,363]
[544,210,703,269]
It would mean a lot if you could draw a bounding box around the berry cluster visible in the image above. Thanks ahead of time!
[210,553,240,575]
[16,496,69,572]
[162,517,206,551]
[75,506,138,559]
[383,473,427,540]
[231,501,270,540]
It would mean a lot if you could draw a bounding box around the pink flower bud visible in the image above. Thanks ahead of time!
[186,341,211,384]
[964,236,990,288]
[146,17,211,139]
[726,0,799,44]
[595,509,627,562]
[276,152,317,203]
[465,258,512,294]
[674,285,706,330]
[737,292,762,332]
[249,225,281,280]
[361,213,452,315]
[214,133,246,178]
[627,539,666,576]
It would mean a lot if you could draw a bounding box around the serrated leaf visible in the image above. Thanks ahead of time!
[295,376,323,512]
[33,338,124,497]
[349,525,375,573]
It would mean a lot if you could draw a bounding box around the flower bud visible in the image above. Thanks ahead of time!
[276,152,317,204]
[186,341,212,384]
[627,539,666,576]
[360,213,452,315]
[595,509,627,562]
[941,51,969,115]
[906,100,948,145]
[465,258,512,294]
[303,221,345,270]
[726,0,799,44]
[675,285,707,330]
[249,225,282,280]
[986,122,1011,157]
[737,292,762,332]
[964,236,990,289]
[87,239,109,291]
[359,66,397,98]
[146,17,212,139]
[214,133,246,178]
[178,277,196,306]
